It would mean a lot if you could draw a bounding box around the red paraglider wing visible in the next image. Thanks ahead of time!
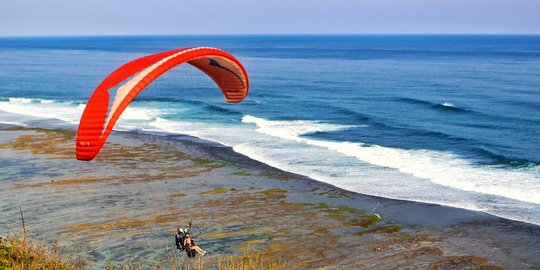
[76,47,249,161]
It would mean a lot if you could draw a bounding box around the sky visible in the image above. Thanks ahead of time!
[1,0,539,36]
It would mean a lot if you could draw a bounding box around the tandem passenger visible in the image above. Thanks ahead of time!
[184,233,206,255]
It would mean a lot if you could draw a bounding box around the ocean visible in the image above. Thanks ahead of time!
[1,35,539,225]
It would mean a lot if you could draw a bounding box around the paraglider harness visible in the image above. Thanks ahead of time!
[175,223,203,258]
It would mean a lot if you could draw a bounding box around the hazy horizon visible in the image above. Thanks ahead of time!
[1,0,539,36]
[2,33,540,38]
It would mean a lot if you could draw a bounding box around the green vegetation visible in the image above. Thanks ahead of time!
[344,216,381,228]
[193,158,225,168]
[257,188,287,200]
[231,171,253,176]
[323,191,352,199]
[354,225,403,236]
[199,187,230,195]
[0,236,74,270]
[214,251,285,270]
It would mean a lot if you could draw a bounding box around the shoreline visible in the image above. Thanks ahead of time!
[1,125,539,269]
[166,128,540,268]
[160,128,540,228]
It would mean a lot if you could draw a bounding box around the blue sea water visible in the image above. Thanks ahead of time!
[1,35,539,225]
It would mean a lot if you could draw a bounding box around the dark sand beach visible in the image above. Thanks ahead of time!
[1,126,539,269]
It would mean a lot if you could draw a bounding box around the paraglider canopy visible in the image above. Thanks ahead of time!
[76,47,249,161]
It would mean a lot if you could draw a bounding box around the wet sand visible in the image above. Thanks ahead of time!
[0,126,539,269]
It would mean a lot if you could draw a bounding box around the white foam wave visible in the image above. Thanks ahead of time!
[441,102,455,107]
[121,106,162,121]
[1,98,83,123]
[242,115,540,205]
[0,97,163,126]
[7,97,56,104]
[0,120,28,127]
[149,117,197,134]
[149,117,243,145]
[8,97,34,103]
[242,115,354,140]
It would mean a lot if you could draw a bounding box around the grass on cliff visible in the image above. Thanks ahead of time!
[105,251,284,270]
[0,236,74,270]
[1,235,284,270]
